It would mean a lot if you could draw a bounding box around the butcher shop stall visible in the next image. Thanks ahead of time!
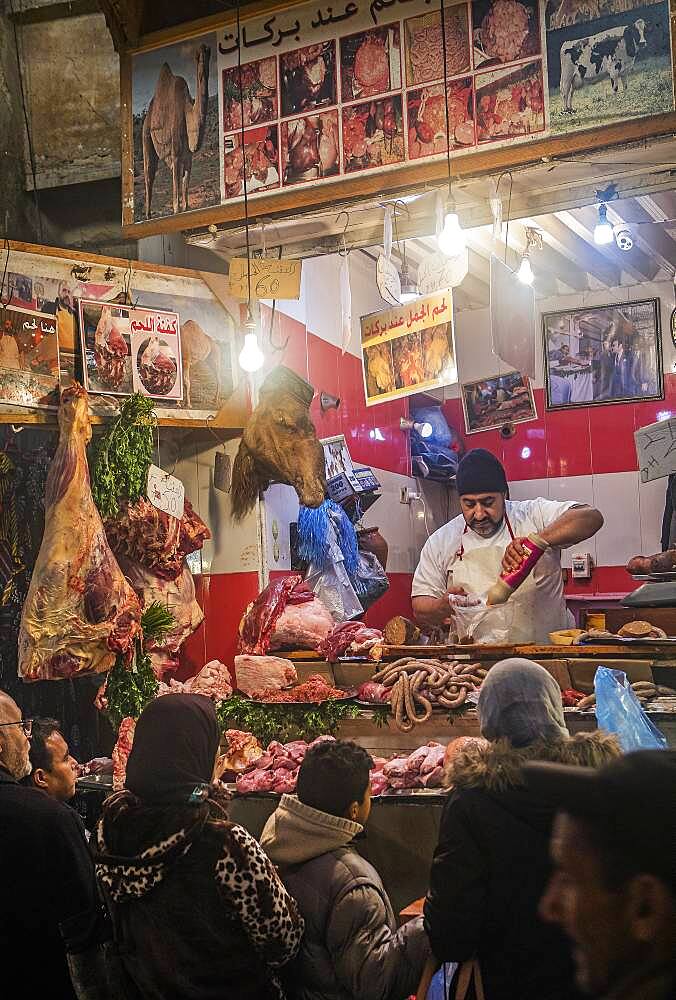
[2,0,676,925]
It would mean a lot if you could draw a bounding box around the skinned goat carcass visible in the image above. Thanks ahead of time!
[232,366,326,520]
[94,306,129,390]
[105,498,210,581]
[19,384,142,681]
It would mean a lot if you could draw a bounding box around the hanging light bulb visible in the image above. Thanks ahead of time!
[399,260,418,303]
[238,312,265,373]
[517,254,534,285]
[437,201,466,257]
[594,203,614,245]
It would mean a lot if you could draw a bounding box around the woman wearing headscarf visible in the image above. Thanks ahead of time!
[423,659,620,1000]
[94,695,303,1000]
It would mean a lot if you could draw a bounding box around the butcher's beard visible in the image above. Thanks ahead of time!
[469,517,503,539]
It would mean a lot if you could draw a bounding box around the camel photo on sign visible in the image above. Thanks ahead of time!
[132,34,220,221]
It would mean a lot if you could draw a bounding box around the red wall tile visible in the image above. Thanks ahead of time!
[364,572,414,629]
[545,405,592,478]
[589,402,638,474]
[564,564,635,596]
[180,572,261,682]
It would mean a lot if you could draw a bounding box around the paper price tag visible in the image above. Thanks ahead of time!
[376,254,401,306]
[147,464,185,519]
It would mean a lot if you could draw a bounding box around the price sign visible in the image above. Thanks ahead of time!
[376,254,401,306]
[417,249,469,294]
[635,417,676,483]
[147,464,185,518]
[228,258,302,300]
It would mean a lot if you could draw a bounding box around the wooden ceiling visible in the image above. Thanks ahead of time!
[98,0,253,48]
[188,133,676,310]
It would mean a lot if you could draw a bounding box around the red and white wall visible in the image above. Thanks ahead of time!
[173,252,676,674]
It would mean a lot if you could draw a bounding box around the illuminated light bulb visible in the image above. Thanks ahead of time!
[521,446,532,459]
[594,203,614,246]
[399,260,418,304]
[416,421,433,439]
[437,211,465,257]
[517,255,534,285]
[238,318,265,373]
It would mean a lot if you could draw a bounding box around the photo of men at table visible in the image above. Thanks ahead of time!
[544,301,661,407]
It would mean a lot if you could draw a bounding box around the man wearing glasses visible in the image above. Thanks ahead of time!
[0,689,105,999]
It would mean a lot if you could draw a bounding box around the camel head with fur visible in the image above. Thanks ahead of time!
[232,366,326,520]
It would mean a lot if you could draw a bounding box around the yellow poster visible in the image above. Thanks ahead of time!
[360,291,456,406]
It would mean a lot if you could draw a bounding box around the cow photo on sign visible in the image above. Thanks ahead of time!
[132,36,220,221]
[546,0,674,133]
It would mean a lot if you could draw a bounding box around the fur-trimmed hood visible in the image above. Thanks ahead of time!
[448,730,621,795]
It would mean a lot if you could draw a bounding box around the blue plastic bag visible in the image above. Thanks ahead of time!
[594,666,668,752]
[426,963,458,1000]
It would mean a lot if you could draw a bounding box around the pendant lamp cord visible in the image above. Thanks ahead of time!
[236,0,253,312]
[439,0,453,205]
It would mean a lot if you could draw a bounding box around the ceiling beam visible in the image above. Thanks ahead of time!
[467,229,559,298]
[98,0,144,49]
[528,213,620,288]
[561,206,661,283]
[646,191,676,221]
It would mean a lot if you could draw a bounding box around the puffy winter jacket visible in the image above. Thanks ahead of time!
[261,794,430,1000]
[424,731,621,1000]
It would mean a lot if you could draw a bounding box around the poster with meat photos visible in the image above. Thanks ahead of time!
[280,111,340,184]
[407,78,475,158]
[360,291,456,405]
[342,96,405,172]
[222,56,278,131]
[471,0,541,67]
[545,0,673,135]
[131,325,183,402]
[280,41,337,116]
[404,6,471,87]
[0,306,60,410]
[223,127,280,198]
[475,59,545,141]
[461,371,536,433]
[340,24,402,102]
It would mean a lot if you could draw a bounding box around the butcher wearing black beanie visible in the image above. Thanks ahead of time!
[456,448,509,497]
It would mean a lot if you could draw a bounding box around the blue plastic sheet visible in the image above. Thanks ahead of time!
[594,666,668,752]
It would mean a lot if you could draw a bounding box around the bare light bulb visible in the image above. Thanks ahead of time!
[415,421,434,439]
[437,211,465,257]
[594,203,614,246]
[399,261,418,304]
[238,328,265,372]
[517,254,534,285]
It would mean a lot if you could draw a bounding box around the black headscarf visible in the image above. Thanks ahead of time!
[125,694,220,806]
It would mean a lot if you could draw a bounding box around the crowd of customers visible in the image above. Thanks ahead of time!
[0,657,674,1000]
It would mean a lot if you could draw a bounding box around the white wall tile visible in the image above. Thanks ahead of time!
[263,484,298,571]
[509,478,550,501]
[638,477,667,556]
[593,471,641,567]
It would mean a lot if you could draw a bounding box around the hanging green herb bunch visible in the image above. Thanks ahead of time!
[90,393,156,519]
[104,602,176,731]
[216,696,361,747]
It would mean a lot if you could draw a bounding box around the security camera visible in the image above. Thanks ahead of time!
[615,227,633,252]
[499,423,516,439]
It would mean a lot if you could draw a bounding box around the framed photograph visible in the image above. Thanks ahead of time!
[461,371,537,434]
[543,299,663,410]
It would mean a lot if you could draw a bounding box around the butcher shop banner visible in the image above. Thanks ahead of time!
[0,306,60,410]
[78,300,183,401]
[124,0,674,232]
[361,290,456,404]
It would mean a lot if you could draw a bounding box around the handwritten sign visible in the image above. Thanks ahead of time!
[360,290,456,405]
[417,249,469,295]
[147,465,186,519]
[376,254,401,306]
[635,417,676,483]
[228,259,302,300]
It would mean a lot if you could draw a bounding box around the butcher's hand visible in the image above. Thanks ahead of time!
[412,588,466,628]
[502,537,530,575]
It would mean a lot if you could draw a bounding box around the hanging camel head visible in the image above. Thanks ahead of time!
[232,366,327,520]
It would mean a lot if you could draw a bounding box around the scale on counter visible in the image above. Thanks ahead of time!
[622,572,676,608]
[322,434,381,516]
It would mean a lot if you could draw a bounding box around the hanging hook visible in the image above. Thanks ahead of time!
[336,211,350,256]
[205,413,224,448]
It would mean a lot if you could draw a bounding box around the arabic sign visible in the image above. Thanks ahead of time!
[147,464,186,518]
[228,258,302,299]
[635,417,676,484]
[78,299,183,401]
[360,290,456,405]
[125,0,674,232]
[0,305,60,410]
[416,248,468,294]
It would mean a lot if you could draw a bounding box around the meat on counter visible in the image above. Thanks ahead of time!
[234,654,298,697]
[238,574,333,655]
[235,735,335,794]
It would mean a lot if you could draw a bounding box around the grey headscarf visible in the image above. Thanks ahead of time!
[478,658,567,747]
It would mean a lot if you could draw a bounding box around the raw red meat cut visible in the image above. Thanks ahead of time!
[234,654,297,697]
[19,384,142,681]
[235,735,336,795]
[158,660,232,701]
[249,673,345,703]
[373,743,450,794]
[320,622,383,660]
[105,498,209,582]
[94,306,129,390]
[357,680,389,704]
[112,717,136,791]
[118,556,204,678]
[269,598,334,651]
[238,574,316,655]
[138,337,178,396]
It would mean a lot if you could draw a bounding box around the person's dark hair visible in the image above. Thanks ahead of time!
[28,718,61,774]
[576,815,675,897]
[296,740,373,817]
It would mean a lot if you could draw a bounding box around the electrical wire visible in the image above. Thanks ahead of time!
[8,0,43,243]
[414,478,432,539]
[439,0,453,204]
[235,0,252,313]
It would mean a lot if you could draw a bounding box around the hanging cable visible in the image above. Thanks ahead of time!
[236,0,253,315]
[439,0,453,204]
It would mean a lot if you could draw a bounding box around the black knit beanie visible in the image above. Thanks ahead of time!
[456,449,508,496]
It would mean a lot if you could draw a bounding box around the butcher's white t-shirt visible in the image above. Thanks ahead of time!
[412,497,579,601]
